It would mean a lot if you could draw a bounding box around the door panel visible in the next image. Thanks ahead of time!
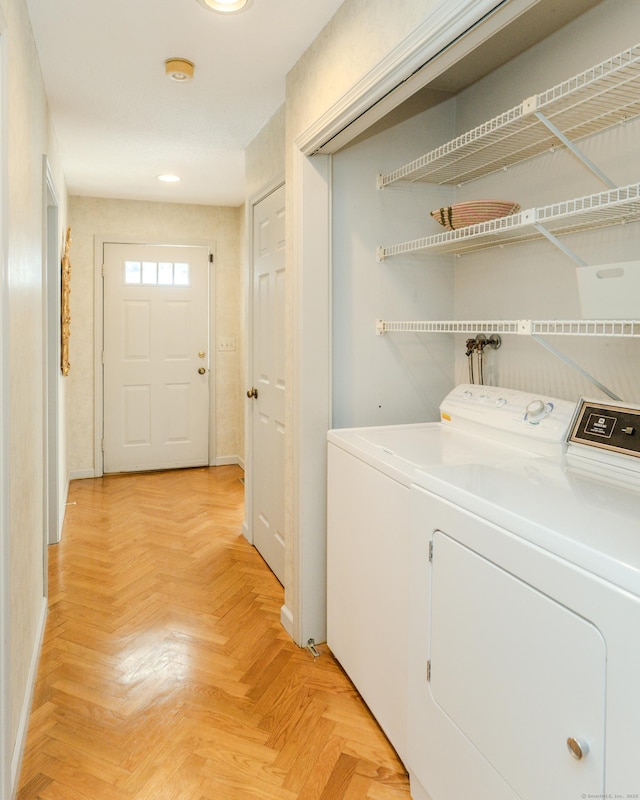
[250,186,286,583]
[103,243,210,473]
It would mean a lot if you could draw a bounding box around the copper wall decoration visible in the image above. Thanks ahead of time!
[61,227,71,376]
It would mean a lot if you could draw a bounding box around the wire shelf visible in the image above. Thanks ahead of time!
[377,182,640,260]
[378,43,640,188]
[376,319,640,337]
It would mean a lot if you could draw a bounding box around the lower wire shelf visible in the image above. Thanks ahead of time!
[376,319,640,337]
[376,318,640,400]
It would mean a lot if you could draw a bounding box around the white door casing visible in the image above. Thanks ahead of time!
[103,243,210,474]
[44,160,61,547]
[249,185,286,584]
[0,15,11,798]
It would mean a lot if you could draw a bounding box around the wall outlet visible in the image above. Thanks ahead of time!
[218,337,236,352]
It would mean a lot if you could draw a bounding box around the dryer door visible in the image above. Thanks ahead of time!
[429,531,605,800]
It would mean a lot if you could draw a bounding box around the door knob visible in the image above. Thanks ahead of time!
[198,367,206,375]
[247,387,258,399]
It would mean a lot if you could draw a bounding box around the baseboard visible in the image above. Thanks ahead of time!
[55,474,70,543]
[11,596,47,793]
[280,604,295,641]
[68,469,95,481]
[72,463,245,476]
[211,456,245,469]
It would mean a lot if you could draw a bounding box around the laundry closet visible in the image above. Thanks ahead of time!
[327,0,640,798]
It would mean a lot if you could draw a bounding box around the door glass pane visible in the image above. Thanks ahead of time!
[158,262,173,285]
[124,261,141,284]
[142,262,158,284]
[174,262,190,286]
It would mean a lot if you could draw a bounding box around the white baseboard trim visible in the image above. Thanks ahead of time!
[280,604,295,642]
[69,469,95,481]
[11,597,47,793]
[211,456,245,469]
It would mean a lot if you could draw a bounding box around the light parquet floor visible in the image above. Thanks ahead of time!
[17,465,411,800]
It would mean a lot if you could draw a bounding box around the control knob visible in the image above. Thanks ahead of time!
[525,399,552,424]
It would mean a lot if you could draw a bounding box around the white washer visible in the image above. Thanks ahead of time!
[326,384,575,764]
[408,398,640,800]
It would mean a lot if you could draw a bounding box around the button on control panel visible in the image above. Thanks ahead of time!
[568,400,640,459]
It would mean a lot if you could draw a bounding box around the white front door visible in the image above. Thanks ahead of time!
[103,243,210,474]
[249,186,286,583]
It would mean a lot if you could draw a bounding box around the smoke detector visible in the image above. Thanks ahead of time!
[165,58,195,82]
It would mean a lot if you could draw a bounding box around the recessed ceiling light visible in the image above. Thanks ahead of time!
[164,58,194,82]
[158,175,181,183]
[196,0,252,14]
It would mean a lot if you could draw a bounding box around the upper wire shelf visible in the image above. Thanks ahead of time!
[377,182,640,260]
[378,43,640,188]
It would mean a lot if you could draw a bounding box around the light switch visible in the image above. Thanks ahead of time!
[218,337,236,352]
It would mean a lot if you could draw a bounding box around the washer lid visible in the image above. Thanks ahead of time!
[328,422,540,487]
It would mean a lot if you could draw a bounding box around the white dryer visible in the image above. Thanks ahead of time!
[408,398,640,800]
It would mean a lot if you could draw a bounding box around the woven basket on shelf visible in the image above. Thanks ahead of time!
[430,200,520,231]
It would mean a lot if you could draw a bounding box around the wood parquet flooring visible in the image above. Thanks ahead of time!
[17,466,411,800]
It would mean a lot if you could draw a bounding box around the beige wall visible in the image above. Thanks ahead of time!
[286,0,440,139]
[66,197,244,476]
[2,0,68,785]
[246,104,285,201]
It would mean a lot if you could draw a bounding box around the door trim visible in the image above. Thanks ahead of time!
[43,158,62,547]
[301,0,539,156]
[94,236,216,477]
[0,11,10,798]
[243,175,284,547]
[287,151,332,646]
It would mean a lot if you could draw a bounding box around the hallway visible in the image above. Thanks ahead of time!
[17,466,410,799]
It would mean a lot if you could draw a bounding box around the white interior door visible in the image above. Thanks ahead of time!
[250,185,286,584]
[103,243,210,474]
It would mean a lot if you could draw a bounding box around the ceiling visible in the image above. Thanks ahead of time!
[26,0,345,207]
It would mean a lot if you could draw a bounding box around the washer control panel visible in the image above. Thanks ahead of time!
[568,399,640,460]
[440,384,577,455]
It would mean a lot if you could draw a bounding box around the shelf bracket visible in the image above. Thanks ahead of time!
[530,333,621,401]
[534,111,617,190]
[531,222,587,266]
